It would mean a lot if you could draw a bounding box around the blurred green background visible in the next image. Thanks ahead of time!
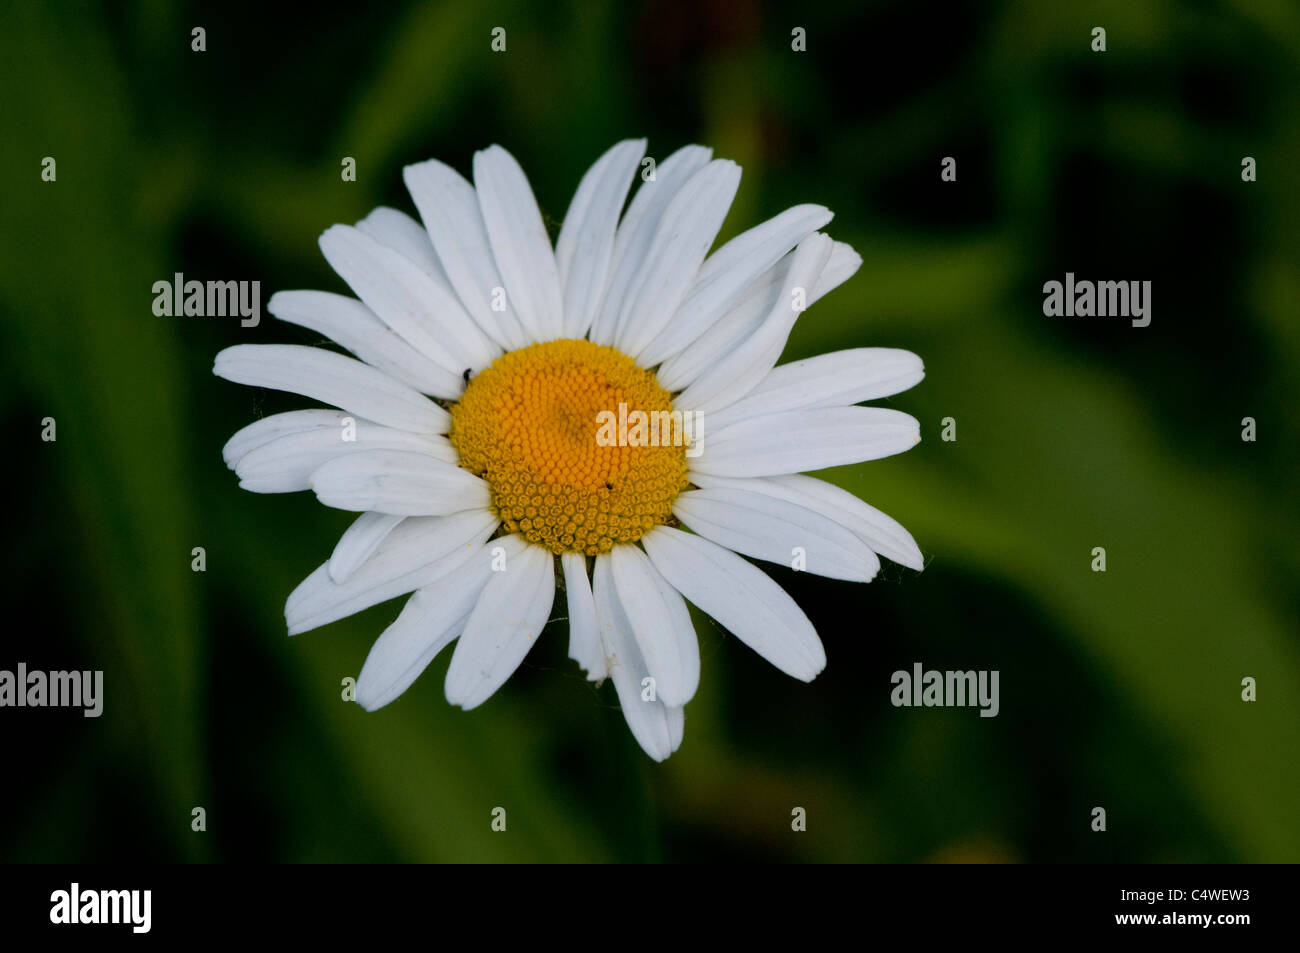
[2,0,1297,863]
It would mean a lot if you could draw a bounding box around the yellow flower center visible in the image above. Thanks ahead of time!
[449,339,689,556]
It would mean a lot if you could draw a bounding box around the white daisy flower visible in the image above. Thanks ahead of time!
[215,140,924,761]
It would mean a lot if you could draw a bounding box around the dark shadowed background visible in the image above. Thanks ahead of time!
[1,0,1297,862]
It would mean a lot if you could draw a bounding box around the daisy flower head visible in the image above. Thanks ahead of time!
[215,140,924,761]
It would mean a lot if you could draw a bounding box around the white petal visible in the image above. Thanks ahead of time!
[319,224,499,373]
[673,487,879,582]
[561,552,604,680]
[656,239,860,392]
[696,473,924,570]
[329,512,404,584]
[308,449,490,516]
[267,290,464,399]
[285,509,499,635]
[473,145,566,342]
[222,409,347,469]
[667,695,685,752]
[707,348,924,431]
[214,344,449,434]
[554,139,646,338]
[592,556,685,761]
[444,538,556,710]
[691,406,920,478]
[354,207,448,282]
[642,526,825,681]
[656,256,785,391]
[608,544,699,707]
[638,204,833,367]
[234,420,457,493]
[814,240,863,299]
[354,549,496,711]
[674,233,832,414]
[590,144,713,345]
[402,159,527,350]
[613,159,742,358]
